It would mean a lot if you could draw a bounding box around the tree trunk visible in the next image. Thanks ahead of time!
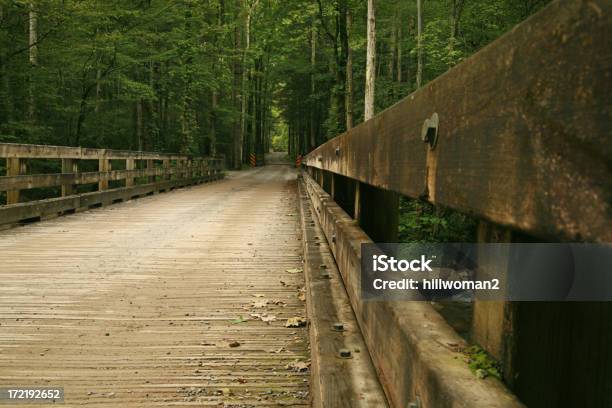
[397,24,402,84]
[28,1,37,121]
[364,0,376,121]
[310,20,316,150]
[136,99,143,151]
[449,0,464,67]
[387,19,397,104]
[416,0,423,88]
[345,10,353,130]
[232,0,242,169]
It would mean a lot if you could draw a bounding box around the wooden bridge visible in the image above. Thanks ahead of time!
[0,1,610,407]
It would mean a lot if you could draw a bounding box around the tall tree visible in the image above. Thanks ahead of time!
[364,0,376,120]
[416,0,423,88]
[345,9,353,129]
[28,1,37,121]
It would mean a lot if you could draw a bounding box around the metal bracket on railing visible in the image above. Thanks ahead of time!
[421,113,439,150]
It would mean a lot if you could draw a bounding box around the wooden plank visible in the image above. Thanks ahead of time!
[61,159,77,196]
[0,168,182,191]
[0,166,308,406]
[304,0,611,242]
[0,143,192,161]
[125,159,135,187]
[0,174,224,226]
[302,172,523,408]
[147,159,155,183]
[297,178,388,407]
[6,158,23,205]
[471,222,516,386]
[98,157,110,191]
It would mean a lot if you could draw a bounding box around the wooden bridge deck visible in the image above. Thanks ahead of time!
[0,166,310,407]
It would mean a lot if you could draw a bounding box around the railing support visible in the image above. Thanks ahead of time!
[125,159,135,187]
[6,158,25,204]
[61,158,78,196]
[98,156,110,191]
[147,159,155,184]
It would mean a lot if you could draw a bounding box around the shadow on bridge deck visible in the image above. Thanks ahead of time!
[0,165,309,406]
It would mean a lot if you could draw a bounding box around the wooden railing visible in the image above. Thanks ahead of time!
[301,1,610,407]
[0,143,224,226]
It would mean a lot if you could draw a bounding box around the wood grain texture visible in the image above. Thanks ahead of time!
[297,177,388,407]
[304,0,611,242]
[302,171,523,408]
[0,166,309,407]
[0,143,202,161]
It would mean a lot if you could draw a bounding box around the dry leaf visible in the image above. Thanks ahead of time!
[252,299,268,308]
[286,268,303,274]
[285,317,307,327]
[286,360,310,372]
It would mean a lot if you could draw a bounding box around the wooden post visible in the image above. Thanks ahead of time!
[126,158,135,187]
[147,159,155,184]
[6,157,25,204]
[354,181,361,220]
[61,158,78,196]
[471,221,516,385]
[163,159,170,181]
[356,182,399,242]
[177,159,183,181]
[98,156,110,191]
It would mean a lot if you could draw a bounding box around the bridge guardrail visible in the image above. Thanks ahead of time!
[0,143,224,226]
[301,1,610,407]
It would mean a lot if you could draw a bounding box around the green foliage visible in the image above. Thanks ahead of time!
[0,0,550,162]
[465,345,502,380]
[398,197,477,243]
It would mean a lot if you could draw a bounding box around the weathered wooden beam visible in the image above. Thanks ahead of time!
[125,159,135,187]
[6,158,25,204]
[0,173,225,226]
[61,159,78,196]
[163,159,171,180]
[0,143,195,161]
[297,178,389,408]
[302,172,523,408]
[98,157,110,191]
[146,159,155,184]
[304,0,611,242]
[471,222,516,386]
[0,168,187,191]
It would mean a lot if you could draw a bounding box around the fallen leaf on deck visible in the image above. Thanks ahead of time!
[250,313,277,324]
[228,341,241,348]
[286,268,303,274]
[285,317,307,327]
[252,299,269,308]
[286,360,310,372]
[297,287,306,302]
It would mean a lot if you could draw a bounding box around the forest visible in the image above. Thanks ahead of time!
[0,0,549,168]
